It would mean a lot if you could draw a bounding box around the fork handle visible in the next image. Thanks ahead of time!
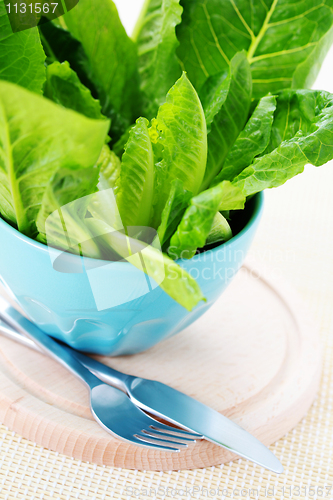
[0,303,132,392]
[0,319,132,393]
[0,296,101,389]
[0,320,39,351]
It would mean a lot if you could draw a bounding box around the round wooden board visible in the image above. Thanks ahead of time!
[0,260,322,471]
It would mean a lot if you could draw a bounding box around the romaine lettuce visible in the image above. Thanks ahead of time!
[63,0,141,139]
[133,0,183,119]
[0,81,109,237]
[169,181,245,259]
[177,0,333,99]
[0,0,45,93]
[44,61,103,118]
[152,73,208,226]
[213,95,277,184]
[232,89,333,196]
[200,52,252,190]
[116,117,155,228]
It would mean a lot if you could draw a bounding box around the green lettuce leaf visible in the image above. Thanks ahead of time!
[87,189,124,233]
[113,126,133,159]
[36,171,104,261]
[44,61,103,119]
[266,89,329,152]
[218,184,246,211]
[84,214,206,311]
[39,19,95,91]
[97,145,121,190]
[213,95,276,184]
[0,81,109,237]
[232,89,333,196]
[64,0,141,139]
[116,117,155,228]
[177,0,333,99]
[200,52,252,190]
[0,0,45,93]
[133,0,183,119]
[157,179,192,247]
[206,212,232,246]
[169,180,244,259]
[152,73,207,226]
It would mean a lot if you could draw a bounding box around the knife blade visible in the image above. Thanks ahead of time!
[124,377,284,473]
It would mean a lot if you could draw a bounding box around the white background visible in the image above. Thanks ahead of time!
[114,0,144,34]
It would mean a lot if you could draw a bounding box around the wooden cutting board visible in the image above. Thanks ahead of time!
[0,260,322,471]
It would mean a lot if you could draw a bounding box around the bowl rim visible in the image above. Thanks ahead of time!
[0,192,264,263]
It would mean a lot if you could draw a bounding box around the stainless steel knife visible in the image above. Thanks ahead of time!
[83,356,284,474]
[0,297,283,474]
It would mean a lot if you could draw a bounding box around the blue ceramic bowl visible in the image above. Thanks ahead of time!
[0,193,263,355]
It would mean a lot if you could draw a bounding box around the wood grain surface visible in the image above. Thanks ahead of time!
[0,261,323,471]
